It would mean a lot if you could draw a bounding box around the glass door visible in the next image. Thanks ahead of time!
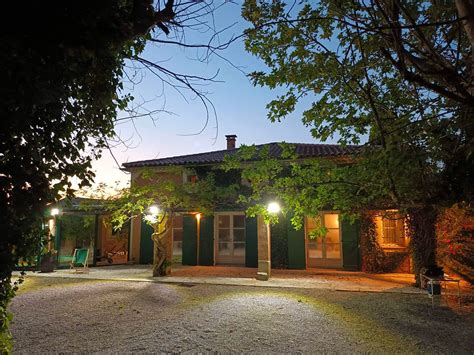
[172,215,183,262]
[306,213,342,268]
[215,214,246,265]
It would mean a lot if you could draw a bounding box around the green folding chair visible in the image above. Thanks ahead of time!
[70,248,90,273]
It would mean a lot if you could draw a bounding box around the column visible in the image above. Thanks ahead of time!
[257,215,271,281]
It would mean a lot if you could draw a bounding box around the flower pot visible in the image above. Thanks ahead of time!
[40,255,56,273]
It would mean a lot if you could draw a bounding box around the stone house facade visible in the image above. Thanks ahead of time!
[122,136,411,277]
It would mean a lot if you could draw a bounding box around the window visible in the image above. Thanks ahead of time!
[183,171,198,184]
[216,214,246,264]
[380,214,405,247]
[172,215,183,257]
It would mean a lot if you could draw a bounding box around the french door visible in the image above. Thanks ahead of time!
[306,213,342,268]
[215,214,246,265]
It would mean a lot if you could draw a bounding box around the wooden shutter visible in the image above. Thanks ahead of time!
[199,216,214,266]
[139,220,154,264]
[287,216,306,269]
[182,215,197,265]
[341,218,361,270]
[245,216,258,267]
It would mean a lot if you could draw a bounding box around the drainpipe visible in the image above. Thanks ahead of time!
[128,216,133,263]
[93,214,99,267]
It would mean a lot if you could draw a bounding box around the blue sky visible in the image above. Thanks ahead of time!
[89,2,334,189]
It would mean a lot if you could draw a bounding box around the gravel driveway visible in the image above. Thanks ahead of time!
[10,277,474,353]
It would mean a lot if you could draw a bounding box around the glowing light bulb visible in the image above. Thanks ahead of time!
[267,202,281,214]
[149,205,160,215]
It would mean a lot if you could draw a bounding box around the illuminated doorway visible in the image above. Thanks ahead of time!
[306,213,342,268]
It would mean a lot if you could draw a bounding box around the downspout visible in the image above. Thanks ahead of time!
[128,217,135,262]
[128,216,133,263]
[93,214,99,267]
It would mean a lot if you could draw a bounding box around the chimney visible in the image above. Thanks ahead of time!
[226,134,237,150]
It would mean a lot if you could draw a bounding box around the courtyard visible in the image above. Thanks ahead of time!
[10,275,474,353]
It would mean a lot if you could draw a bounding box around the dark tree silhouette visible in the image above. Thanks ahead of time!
[0,1,236,350]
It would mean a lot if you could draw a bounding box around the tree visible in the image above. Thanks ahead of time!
[99,166,241,276]
[0,1,232,351]
[241,0,474,283]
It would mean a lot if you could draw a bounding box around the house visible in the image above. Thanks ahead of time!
[122,135,411,278]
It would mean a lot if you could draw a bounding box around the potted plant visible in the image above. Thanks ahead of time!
[39,247,58,273]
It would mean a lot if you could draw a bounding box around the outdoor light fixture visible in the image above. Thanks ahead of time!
[267,202,281,214]
[148,205,160,216]
[195,213,201,221]
[51,208,60,216]
[144,205,160,224]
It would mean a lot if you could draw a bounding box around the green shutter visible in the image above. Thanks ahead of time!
[341,218,361,271]
[139,220,154,264]
[199,216,214,266]
[287,216,306,269]
[182,215,197,265]
[245,216,258,267]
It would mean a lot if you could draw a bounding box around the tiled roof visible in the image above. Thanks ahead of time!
[122,142,359,169]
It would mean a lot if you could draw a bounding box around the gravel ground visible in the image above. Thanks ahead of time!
[10,277,474,353]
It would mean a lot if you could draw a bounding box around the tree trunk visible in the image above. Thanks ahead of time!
[408,205,438,286]
[151,214,173,277]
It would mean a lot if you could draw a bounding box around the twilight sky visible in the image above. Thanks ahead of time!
[88,2,336,190]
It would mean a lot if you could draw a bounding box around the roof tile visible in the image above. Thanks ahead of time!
[122,142,359,169]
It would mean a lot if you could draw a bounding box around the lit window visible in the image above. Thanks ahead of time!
[306,213,341,260]
[172,216,183,257]
[381,215,405,246]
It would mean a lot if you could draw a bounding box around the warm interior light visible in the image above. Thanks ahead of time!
[267,202,281,214]
[149,205,160,216]
[51,208,60,216]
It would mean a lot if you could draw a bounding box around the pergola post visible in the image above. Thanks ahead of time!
[257,215,271,280]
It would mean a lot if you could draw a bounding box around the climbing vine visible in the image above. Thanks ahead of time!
[360,213,410,273]
[360,215,385,272]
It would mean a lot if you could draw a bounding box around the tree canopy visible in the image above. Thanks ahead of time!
[241,0,473,208]
[241,0,473,283]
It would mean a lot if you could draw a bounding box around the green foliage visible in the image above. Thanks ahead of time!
[100,166,243,230]
[360,215,408,273]
[241,0,473,281]
[360,216,385,272]
[241,0,473,207]
[436,204,474,283]
[224,143,417,229]
[61,215,96,243]
[0,1,177,350]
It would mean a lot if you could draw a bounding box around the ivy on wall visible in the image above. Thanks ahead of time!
[360,214,409,273]
[360,216,385,272]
